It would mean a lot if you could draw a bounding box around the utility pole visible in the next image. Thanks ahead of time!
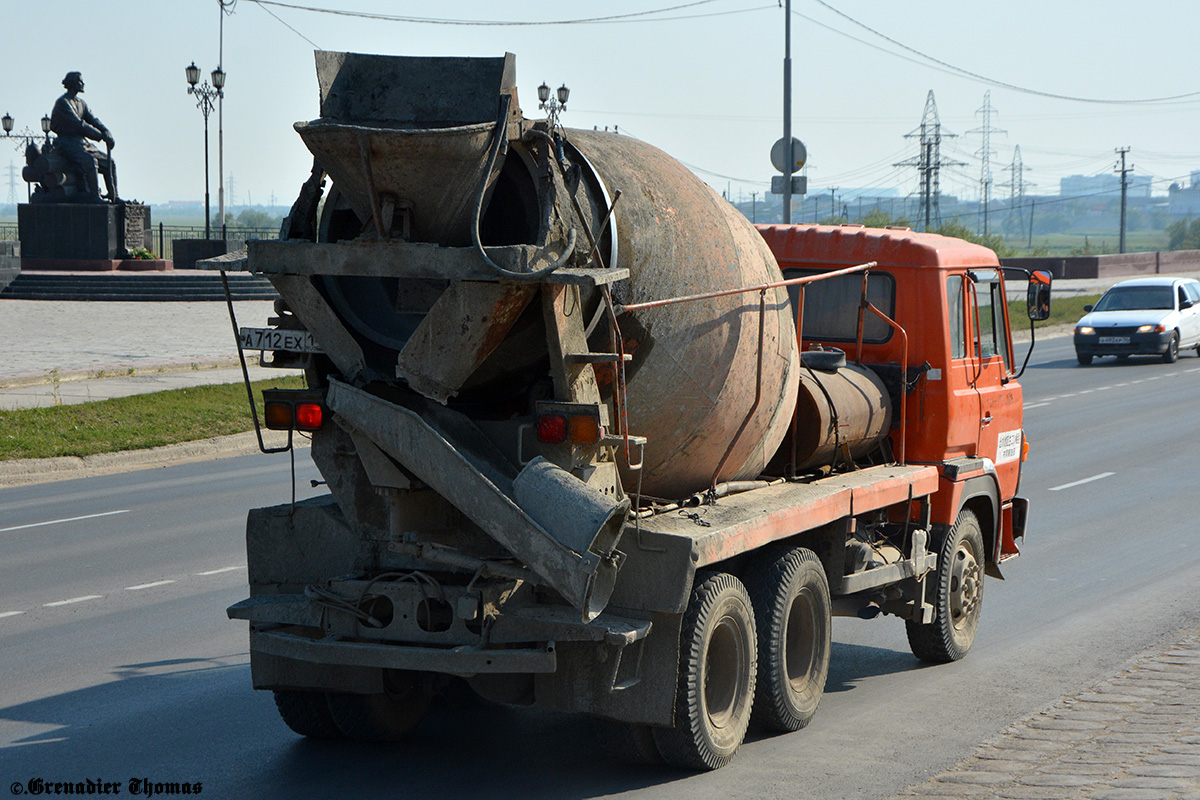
[750,191,757,223]
[1028,197,1035,249]
[782,0,793,223]
[1115,146,1131,254]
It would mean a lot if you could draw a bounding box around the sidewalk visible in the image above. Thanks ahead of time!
[0,299,299,409]
[891,626,1200,800]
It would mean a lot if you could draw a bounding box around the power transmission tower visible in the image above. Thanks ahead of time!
[6,162,19,206]
[895,91,964,231]
[1115,147,1132,254]
[998,145,1036,243]
[968,91,1005,236]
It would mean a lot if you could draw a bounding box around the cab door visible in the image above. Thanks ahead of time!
[968,270,1022,501]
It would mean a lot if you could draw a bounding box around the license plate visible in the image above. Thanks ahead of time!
[1098,336,1129,345]
[239,327,323,353]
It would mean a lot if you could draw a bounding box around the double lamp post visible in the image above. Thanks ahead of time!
[185,61,224,240]
[1,112,52,201]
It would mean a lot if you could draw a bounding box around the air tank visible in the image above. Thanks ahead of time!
[290,52,799,498]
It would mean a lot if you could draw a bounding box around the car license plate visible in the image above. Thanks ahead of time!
[239,327,323,353]
[1098,336,1129,345]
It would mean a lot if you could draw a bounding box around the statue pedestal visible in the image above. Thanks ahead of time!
[17,202,151,263]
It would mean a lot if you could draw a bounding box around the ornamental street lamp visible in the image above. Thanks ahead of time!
[186,61,223,239]
[537,82,570,128]
[2,113,49,201]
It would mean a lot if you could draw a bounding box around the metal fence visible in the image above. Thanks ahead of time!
[150,224,280,259]
[0,222,280,257]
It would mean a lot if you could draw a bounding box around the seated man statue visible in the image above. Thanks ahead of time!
[49,71,117,203]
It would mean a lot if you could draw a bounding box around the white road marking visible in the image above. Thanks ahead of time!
[196,566,245,576]
[1187,368,1200,373]
[1048,472,1115,492]
[43,595,103,607]
[1059,393,1076,398]
[0,611,25,619]
[124,580,176,591]
[0,509,130,533]
[1024,402,1052,409]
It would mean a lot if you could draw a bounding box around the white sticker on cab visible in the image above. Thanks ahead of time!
[995,429,1022,464]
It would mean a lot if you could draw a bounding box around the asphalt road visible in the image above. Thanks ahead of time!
[3,336,1200,799]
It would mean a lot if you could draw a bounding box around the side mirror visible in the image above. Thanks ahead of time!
[1027,270,1052,322]
[1083,304,1094,313]
[1181,299,1194,310]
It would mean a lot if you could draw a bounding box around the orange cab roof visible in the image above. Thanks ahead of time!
[755,224,1000,270]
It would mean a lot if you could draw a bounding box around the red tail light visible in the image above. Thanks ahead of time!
[295,403,324,431]
[537,413,568,444]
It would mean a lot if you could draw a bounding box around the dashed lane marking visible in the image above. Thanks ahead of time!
[0,510,130,534]
[0,611,25,619]
[43,595,103,608]
[124,580,176,591]
[196,566,245,576]
[1048,472,1115,492]
[1024,402,1052,409]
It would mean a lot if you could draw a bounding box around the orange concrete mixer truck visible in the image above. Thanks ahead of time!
[211,52,1053,770]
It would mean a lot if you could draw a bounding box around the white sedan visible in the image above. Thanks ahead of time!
[1073,276,1200,365]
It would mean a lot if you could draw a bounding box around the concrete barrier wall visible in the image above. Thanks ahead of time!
[1003,250,1200,280]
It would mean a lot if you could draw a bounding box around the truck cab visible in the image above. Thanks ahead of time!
[756,224,1030,571]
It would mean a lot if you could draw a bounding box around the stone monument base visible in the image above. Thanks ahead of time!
[20,257,173,272]
[17,202,151,261]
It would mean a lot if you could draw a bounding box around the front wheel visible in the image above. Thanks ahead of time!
[906,509,985,664]
[1162,332,1180,363]
[653,572,757,771]
[748,547,831,733]
[1076,352,1093,365]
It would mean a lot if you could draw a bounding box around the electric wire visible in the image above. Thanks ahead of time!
[807,0,1200,105]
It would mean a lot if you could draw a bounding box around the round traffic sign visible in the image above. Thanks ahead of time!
[771,137,807,173]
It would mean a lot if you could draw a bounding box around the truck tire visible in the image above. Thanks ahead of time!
[1162,332,1180,363]
[272,690,345,739]
[906,509,985,664]
[326,672,432,741]
[748,547,831,733]
[653,572,757,771]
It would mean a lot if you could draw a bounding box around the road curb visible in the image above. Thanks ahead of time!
[0,430,308,488]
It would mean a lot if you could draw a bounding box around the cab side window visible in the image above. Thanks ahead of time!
[947,275,965,359]
[1178,285,1188,310]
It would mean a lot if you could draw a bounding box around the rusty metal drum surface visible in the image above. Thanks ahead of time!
[565,130,799,497]
[790,362,892,470]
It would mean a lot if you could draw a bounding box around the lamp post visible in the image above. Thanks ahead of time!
[537,82,570,128]
[185,61,223,240]
[3,113,51,201]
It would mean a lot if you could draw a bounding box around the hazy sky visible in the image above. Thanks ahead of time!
[3,1,1198,209]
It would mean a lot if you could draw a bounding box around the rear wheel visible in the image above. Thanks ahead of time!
[326,671,433,741]
[1076,352,1093,365]
[1162,332,1180,363]
[653,572,757,771]
[748,547,831,733]
[272,690,344,739]
[906,509,985,664]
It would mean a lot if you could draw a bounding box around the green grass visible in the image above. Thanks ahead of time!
[1009,293,1102,329]
[0,376,306,461]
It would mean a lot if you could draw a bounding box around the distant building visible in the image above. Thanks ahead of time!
[1060,173,1152,199]
[1168,171,1200,216]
